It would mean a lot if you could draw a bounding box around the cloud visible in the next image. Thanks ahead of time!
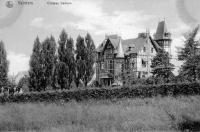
[7,51,29,75]
[61,0,155,38]
[30,17,44,28]
[30,17,57,30]
[176,0,198,26]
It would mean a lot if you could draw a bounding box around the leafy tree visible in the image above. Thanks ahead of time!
[17,75,29,93]
[121,61,136,85]
[84,33,96,86]
[29,37,43,91]
[178,25,200,82]
[151,50,174,84]
[56,62,69,89]
[56,29,75,89]
[65,37,76,88]
[0,41,9,91]
[41,36,56,90]
[56,29,68,89]
[75,34,95,87]
[75,35,86,87]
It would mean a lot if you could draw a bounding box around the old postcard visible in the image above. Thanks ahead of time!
[0,0,199,131]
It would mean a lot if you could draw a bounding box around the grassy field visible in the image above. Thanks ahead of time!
[0,96,200,132]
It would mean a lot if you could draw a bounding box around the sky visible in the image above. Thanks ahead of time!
[0,0,200,75]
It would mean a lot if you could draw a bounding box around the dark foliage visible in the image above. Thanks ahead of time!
[151,50,175,84]
[29,37,43,91]
[178,25,200,82]
[0,41,9,90]
[75,34,95,87]
[1,83,200,103]
[55,29,75,89]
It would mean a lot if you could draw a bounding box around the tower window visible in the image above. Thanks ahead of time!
[143,47,146,52]
[151,48,154,53]
[101,62,104,70]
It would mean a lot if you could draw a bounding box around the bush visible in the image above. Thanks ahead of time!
[0,83,200,103]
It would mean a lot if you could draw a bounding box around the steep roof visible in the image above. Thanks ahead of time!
[96,35,120,52]
[154,21,171,40]
[96,33,162,56]
[149,36,163,52]
[122,37,147,54]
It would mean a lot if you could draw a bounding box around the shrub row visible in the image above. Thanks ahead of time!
[0,83,200,103]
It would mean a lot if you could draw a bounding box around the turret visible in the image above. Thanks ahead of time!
[154,21,172,55]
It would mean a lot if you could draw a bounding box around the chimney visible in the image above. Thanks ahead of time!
[116,37,124,58]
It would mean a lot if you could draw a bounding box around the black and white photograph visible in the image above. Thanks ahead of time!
[0,0,200,131]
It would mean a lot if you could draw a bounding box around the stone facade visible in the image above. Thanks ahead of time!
[96,21,172,86]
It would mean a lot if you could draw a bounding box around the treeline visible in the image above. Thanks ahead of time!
[28,30,95,92]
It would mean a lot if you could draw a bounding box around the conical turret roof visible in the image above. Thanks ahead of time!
[154,21,171,40]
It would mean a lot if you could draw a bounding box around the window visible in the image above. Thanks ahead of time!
[107,60,114,74]
[105,48,113,59]
[151,48,154,53]
[142,72,147,78]
[142,59,146,68]
[138,71,141,78]
[101,62,104,70]
[131,62,135,69]
[143,47,146,52]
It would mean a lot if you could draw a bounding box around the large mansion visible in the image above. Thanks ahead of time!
[95,21,172,86]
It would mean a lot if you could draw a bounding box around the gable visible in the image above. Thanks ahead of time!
[96,34,162,55]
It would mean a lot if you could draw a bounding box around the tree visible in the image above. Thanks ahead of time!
[151,50,174,84]
[75,34,96,87]
[75,35,86,87]
[17,75,29,93]
[65,37,76,88]
[121,61,136,85]
[178,25,200,82]
[56,29,75,89]
[41,36,56,90]
[0,41,9,91]
[84,33,96,86]
[29,37,43,91]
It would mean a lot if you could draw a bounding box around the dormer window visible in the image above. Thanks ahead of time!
[164,32,171,37]
[128,45,135,51]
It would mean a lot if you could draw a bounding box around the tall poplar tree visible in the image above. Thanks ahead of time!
[84,33,96,86]
[29,37,43,91]
[75,33,96,87]
[0,41,9,90]
[66,37,75,88]
[75,35,86,87]
[41,36,56,90]
[56,29,69,89]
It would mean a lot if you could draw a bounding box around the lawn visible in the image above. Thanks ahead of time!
[0,96,200,131]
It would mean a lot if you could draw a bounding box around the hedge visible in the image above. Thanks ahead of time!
[0,82,200,103]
